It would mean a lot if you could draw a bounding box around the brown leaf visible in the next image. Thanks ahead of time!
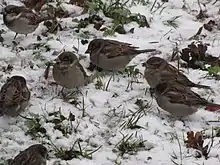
[194,132,204,147]
[185,131,209,159]
[180,41,220,70]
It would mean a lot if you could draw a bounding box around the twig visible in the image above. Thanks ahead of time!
[206,127,215,157]
[207,120,220,122]
[18,114,35,120]
[197,0,202,11]
[150,0,157,12]
[213,0,219,5]
[152,2,166,14]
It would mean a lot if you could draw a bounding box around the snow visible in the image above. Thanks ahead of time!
[0,0,220,164]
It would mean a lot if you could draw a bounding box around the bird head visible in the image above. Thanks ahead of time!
[1,5,18,15]
[142,56,167,70]
[54,51,78,68]
[9,75,27,87]
[85,39,103,54]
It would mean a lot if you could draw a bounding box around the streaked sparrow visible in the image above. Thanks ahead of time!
[143,56,211,89]
[53,51,93,89]
[85,38,156,71]
[152,82,220,117]
[11,144,48,165]
[0,75,30,117]
[1,5,50,39]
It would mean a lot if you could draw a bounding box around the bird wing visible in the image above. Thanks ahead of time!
[157,64,194,86]
[0,79,29,108]
[105,44,141,58]
[75,60,88,78]
[166,64,192,82]
[99,39,139,58]
[105,39,133,47]
[11,152,45,165]
[164,84,207,106]
[13,6,41,24]
[10,150,31,165]
[24,155,46,165]
[12,6,33,17]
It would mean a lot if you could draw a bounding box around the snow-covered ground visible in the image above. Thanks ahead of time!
[0,0,220,164]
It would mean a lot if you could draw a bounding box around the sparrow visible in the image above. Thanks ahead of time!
[143,56,211,89]
[22,0,46,12]
[85,38,156,72]
[0,75,31,117]
[1,5,50,39]
[11,144,48,165]
[152,82,220,117]
[53,51,94,89]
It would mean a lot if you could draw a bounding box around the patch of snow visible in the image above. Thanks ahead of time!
[0,0,220,165]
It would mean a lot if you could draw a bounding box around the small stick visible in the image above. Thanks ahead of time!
[44,62,52,79]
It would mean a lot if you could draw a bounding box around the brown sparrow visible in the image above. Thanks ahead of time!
[11,144,48,165]
[152,82,220,117]
[0,75,30,117]
[143,56,211,89]
[53,51,94,89]
[85,38,156,71]
[1,5,50,39]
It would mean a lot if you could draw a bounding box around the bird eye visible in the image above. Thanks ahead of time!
[8,9,14,13]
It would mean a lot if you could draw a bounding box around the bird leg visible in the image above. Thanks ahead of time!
[112,71,116,81]
[14,33,18,39]
[60,87,65,98]
[149,88,155,97]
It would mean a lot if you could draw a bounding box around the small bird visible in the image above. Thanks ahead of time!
[143,56,211,89]
[53,51,93,89]
[1,5,50,39]
[85,38,156,72]
[0,75,31,117]
[152,82,220,117]
[11,144,48,165]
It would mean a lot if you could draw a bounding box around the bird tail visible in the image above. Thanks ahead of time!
[194,83,212,90]
[194,83,215,93]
